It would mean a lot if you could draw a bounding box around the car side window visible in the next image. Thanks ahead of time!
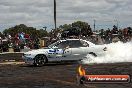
[69,40,83,48]
[55,41,69,49]
[80,40,89,47]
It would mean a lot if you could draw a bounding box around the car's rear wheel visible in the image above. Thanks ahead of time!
[34,54,47,66]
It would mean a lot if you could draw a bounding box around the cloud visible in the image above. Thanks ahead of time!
[0,0,132,31]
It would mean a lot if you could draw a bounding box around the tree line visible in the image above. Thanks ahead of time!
[0,21,93,39]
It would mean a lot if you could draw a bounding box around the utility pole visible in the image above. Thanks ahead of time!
[114,20,118,30]
[43,26,47,31]
[116,20,118,30]
[54,0,56,30]
[94,20,96,32]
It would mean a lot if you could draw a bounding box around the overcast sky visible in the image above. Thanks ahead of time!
[0,0,132,32]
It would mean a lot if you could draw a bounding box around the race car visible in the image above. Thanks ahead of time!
[22,39,107,66]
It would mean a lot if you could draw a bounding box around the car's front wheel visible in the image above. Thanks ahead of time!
[34,54,47,66]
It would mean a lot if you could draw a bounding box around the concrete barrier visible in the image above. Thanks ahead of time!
[0,52,24,62]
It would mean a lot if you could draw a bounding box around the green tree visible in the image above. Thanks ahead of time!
[60,21,92,37]
[0,32,3,37]
[38,29,49,38]
[3,24,49,38]
[72,21,92,36]
[59,24,72,30]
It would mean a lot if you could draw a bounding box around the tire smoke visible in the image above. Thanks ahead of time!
[82,41,132,64]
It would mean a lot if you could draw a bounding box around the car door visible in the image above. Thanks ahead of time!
[68,40,88,61]
[65,40,84,60]
[54,40,72,61]
[80,40,90,55]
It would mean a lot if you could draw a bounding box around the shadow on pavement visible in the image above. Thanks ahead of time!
[20,61,79,67]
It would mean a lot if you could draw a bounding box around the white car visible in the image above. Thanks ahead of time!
[22,39,107,66]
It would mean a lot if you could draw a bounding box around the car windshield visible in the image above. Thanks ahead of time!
[48,41,60,48]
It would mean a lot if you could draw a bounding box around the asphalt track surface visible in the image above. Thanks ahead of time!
[0,62,132,88]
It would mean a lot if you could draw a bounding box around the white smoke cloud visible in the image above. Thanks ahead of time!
[82,41,132,64]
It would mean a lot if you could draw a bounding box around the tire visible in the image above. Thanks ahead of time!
[34,54,47,66]
[89,52,97,57]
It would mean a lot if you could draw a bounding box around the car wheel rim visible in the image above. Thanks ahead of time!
[36,55,45,66]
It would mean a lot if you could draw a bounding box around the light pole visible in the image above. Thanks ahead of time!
[54,0,56,30]
[114,20,119,30]
[94,20,96,32]
[43,26,47,31]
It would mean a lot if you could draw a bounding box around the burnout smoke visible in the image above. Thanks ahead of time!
[82,41,132,64]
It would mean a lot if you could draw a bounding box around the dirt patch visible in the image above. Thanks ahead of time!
[0,62,131,88]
